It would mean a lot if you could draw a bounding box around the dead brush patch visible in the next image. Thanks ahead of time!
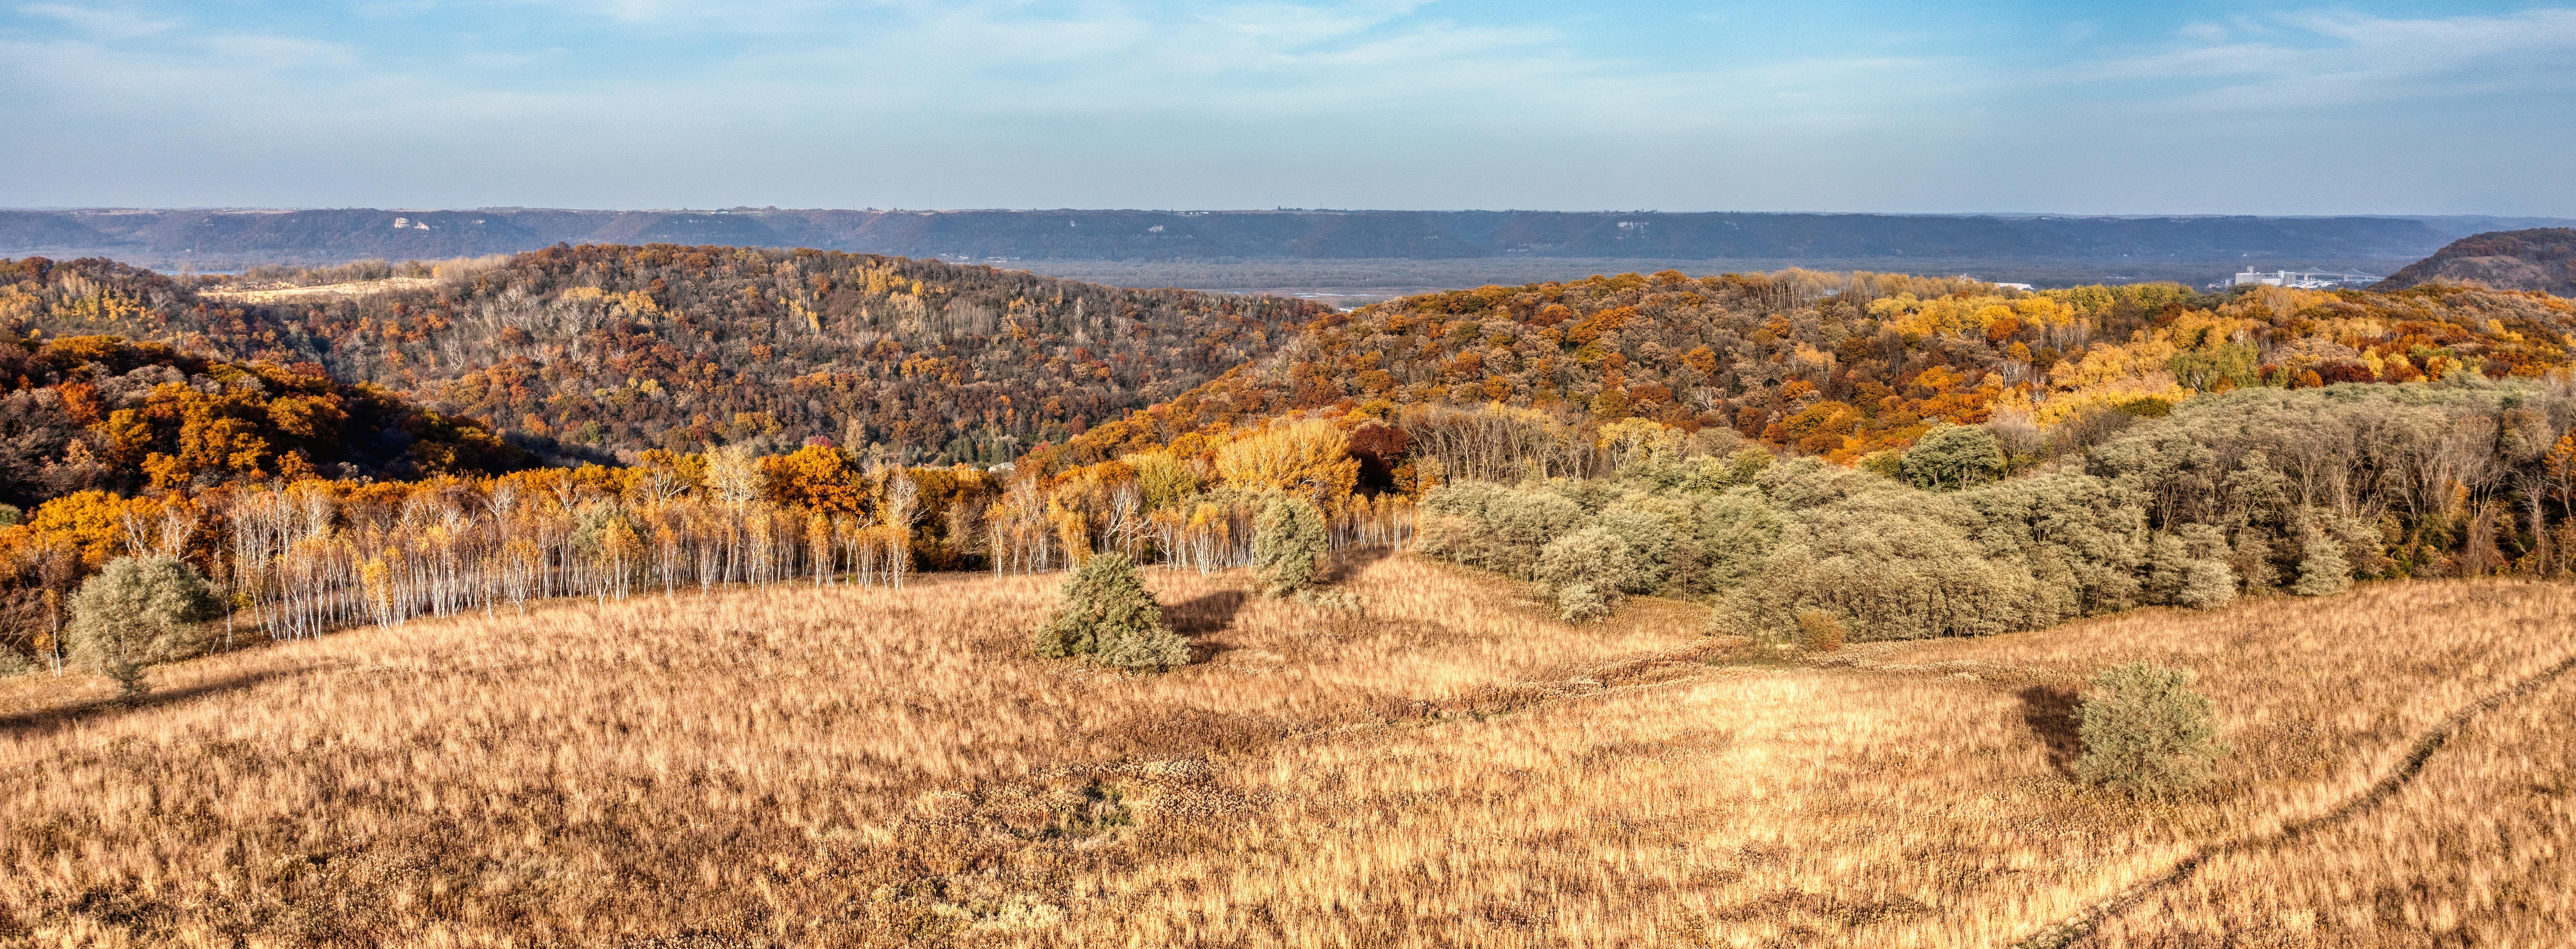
[0,563,2571,947]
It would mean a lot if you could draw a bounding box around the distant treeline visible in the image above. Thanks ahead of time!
[2378,227,2576,296]
[1036,269,2576,479]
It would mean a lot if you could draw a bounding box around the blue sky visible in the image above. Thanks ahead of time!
[3,1,2572,214]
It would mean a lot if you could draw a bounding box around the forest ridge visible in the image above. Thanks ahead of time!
[7,246,2576,487]
[2378,227,2576,297]
[1036,266,2576,476]
[1,248,1324,467]
[6,250,2576,944]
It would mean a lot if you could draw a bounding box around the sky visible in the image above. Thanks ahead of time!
[3,0,2573,215]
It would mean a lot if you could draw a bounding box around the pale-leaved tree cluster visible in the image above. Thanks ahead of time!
[1421,377,2576,633]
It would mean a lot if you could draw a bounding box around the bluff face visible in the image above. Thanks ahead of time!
[1,208,2468,268]
[2374,228,2576,296]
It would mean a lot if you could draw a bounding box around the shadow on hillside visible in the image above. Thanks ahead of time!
[1169,590,1251,638]
[1319,545,1393,584]
[0,670,300,739]
[2018,684,2085,776]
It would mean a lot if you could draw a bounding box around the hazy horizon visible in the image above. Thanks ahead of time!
[8,207,2574,223]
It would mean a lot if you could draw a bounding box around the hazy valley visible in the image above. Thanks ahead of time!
[14,207,2569,292]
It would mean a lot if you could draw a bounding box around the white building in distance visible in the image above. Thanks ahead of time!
[2230,269,2379,290]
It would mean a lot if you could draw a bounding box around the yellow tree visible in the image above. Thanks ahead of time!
[1214,421,1358,506]
[704,446,764,508]
[762,445,867,514]
[1596,418,1687,473]
[1126,451,1201,512]
[21,491,151,568]
[2544,433,2576,519]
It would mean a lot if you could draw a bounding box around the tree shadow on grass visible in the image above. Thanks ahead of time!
[2019,684,2085,777]
[1169,589,1250,634]
[1318,545,1393,585]
[0,669,303,740]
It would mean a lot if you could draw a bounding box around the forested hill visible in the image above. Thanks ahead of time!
[0,280,522,508]
[2376,228,2576,296]
[0,208,2466,267]
[0,248,1325,464]
[1031,269,2576,477]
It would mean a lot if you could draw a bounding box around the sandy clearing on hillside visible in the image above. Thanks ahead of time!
[200,277,438,303]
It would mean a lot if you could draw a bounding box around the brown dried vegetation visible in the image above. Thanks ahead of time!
[2,556,2571,947]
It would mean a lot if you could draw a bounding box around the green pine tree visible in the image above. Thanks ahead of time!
[1033,553,1189,670]
[67,556,221,699]
[1252,495,1328,596]
[2076,662,2225,799]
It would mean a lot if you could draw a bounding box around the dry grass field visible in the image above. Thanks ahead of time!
[2,552,2572,947]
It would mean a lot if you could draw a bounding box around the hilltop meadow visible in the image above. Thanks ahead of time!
[3,555,2573,946]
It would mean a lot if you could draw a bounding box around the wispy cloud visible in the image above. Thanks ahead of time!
[2072,8,2576,111]
[200,33,358,68]
[0,0,2566,213]
[0,0,2018,136]
[17,2,175,37]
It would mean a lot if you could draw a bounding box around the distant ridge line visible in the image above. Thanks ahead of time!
[0,207,2531,270]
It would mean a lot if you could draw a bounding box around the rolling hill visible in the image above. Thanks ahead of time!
[2,239,2574,945]
[2375,227,2576,296]
[0,261,526,505]
[3,552,2570,945]
[2,248,1326,465]
[14,245,2574,477]
[1033,268,2576,476]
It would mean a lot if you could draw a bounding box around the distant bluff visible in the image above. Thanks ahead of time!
[2375,228,2576,296]
[0,208,2465,267]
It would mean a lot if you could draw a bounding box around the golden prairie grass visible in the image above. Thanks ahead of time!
[2079,671,2576,946]
[197,278,436,303]
[1,555,2570,947]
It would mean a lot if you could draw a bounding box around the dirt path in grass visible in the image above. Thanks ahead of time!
[2016,649,2576,949]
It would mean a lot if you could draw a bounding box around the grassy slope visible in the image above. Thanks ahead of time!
[2,558,2571,947]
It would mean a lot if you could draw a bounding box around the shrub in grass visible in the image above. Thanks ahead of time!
[1252,495,1328,596]
[1795,609,1846,652]
[1033,552,1189,670]
[67,556,221,698]
[2076,662,2224,798]
[1537,526,1637,622]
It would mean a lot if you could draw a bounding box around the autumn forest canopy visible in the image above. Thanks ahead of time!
[2,248,1321,466]
[1,243,2575,668]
